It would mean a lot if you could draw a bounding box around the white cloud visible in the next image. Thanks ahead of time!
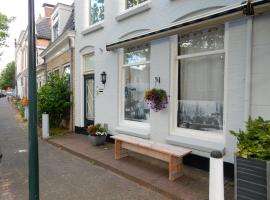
[0,0,74,72]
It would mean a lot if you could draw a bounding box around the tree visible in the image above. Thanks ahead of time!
[0,12,14,56]
[0,61,15,89]
[37,75,71,127]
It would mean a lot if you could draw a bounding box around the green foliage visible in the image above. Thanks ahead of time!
[0,12,14,55]
[12,98,24,117]
[37,74,71,128]
[230,117,270,161]
[87,123,107,136]
[0,61,15,89]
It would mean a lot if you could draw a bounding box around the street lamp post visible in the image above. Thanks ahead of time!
[28,0,39,199]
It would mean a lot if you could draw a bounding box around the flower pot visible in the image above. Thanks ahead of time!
[87,135,106,146]
[235,156,270,200]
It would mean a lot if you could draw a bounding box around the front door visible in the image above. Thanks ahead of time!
[84,74,95,127]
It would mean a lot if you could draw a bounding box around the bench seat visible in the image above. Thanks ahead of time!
[111,134,192,181]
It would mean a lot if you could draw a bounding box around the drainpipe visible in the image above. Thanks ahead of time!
[244,16,253,122]
[68,36,74,132]
[44,57,48,82]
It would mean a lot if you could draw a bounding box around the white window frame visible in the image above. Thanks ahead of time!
[118,46,151,130]
[170,24,228,143]
[83,53,95,74]
[89,0,105,26]
[125,0,148,9]
[62,63,71,76]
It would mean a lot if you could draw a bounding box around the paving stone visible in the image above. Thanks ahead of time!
[0,98,168,200]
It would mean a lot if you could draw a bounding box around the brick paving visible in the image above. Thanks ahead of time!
[0,98,169,200]
[49,134,234,200]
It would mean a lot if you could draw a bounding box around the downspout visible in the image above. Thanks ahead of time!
[244,16,253,122]
[68,36,74,132]
[44,57,48,82]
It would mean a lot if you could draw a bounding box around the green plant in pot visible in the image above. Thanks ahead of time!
[87,123,107,146]
[230,117,270,200]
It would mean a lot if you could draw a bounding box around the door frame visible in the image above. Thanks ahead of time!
[84,74,95,127]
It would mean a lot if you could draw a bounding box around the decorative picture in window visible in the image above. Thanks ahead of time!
[126,0,147,9]
[177,25,225,133]
[90,0,104,25]
[124,44,150,122]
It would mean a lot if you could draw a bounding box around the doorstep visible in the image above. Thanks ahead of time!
[48,134,234,200]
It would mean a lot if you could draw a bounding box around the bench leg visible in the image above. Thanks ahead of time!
[169,156,183,181]
[115,140,128,160]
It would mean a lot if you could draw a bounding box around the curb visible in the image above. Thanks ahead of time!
[47,139,182,200]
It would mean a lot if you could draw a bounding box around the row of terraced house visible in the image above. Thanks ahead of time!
[15,0,270,176]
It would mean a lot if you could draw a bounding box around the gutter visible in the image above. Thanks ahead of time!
[106,0,270,50]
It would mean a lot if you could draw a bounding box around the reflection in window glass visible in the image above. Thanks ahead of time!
[178,25,224,55]
[123,45,150,122]
[126,0,147,9]
[90,0,104,25]
[177,26,225,133]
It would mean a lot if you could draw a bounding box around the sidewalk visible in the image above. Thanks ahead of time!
[48,134,234,200]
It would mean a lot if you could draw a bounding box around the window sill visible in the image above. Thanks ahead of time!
[81,21,104,36]
[115,1,151,22]
[166,133,225,155]
[115,123,150,139]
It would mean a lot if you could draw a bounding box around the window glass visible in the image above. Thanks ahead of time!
[178,26,224,55]
[124,44,150,65]
[54,69,60,76]
[63,65,71,76]
[84,54,94,72]
[123,45,150,122]
[126,0,147,9]
[90,0,104,25]
[177,26,224,133]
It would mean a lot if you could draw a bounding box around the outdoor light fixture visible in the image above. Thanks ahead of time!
[101,71,107,85]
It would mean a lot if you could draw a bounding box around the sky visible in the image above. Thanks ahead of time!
[0,0,74,73]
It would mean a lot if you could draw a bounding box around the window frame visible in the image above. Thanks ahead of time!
[83,53,95,74]
[89,0,105,26]
[119,45,151,128]
[125,0,148,10]
[170,24,228,141]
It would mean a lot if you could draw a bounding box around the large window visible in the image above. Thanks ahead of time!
[177,25,225,133]
[126,0,147,9]
[90,0,104,25]
[123,44,150,122]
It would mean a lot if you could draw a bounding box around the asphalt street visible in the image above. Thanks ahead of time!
[0,98,168,200]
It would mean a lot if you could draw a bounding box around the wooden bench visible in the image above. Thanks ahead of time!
[111,134,192,181]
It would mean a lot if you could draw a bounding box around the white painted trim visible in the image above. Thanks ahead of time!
[169,25,227,142]
[116,1,151,22]
[176,49,225,60]
[81,21,105,36]
[118,48,151,130]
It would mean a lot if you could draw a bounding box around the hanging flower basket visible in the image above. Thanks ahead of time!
[144,88,168,112]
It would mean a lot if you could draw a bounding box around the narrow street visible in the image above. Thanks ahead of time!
[0,98,168,200]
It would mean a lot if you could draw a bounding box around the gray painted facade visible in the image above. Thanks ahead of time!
[74,0,270,163]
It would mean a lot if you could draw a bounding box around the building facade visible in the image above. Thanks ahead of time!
[15,3,54,97]
[72,0,270,166]
[40,3,75,130]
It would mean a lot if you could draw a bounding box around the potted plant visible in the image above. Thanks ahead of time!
[20,96,29,119]
[144,88,168,112]
[230,117,270,200]
[87,123,107,146]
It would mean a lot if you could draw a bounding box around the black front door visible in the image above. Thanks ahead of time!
[84,74,95,127]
